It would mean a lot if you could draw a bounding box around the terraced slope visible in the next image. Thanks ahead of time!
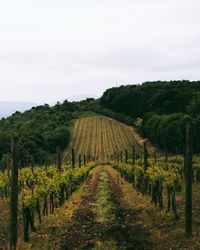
[63,116,143,162]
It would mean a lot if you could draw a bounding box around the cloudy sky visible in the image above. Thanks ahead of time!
[0,0,200,103]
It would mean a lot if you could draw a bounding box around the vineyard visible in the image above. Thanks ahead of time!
[0,115,199,249]
[0,160,96,248]
[63,116,144,162]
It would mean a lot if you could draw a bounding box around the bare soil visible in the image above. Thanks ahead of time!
[58,166,154,250]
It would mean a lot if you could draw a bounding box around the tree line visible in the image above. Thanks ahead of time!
[100,80,200,153]
[0,100,97,168]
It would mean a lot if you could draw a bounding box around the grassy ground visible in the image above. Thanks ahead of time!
[92,171,115,224]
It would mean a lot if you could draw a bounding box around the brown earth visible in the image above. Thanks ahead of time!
[57,166,154,250]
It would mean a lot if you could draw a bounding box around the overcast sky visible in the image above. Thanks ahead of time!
[0,0,200,103]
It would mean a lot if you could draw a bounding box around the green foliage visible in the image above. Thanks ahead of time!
[23,163,95,209]
[186,92,200,116]
[0,162,95,205]
[113,159,182,213]
[100,80,200,118]
[0,99,99,165]
[141,113,187,152]
[100,81,200,153]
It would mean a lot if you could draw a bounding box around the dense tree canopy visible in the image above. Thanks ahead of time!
[100,80,200,153]
[0,100,96,166]
[100,80,200,119]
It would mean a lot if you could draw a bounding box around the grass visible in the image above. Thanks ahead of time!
[92,240,118,250]
[91,167,119,249]
[92,168,115,224]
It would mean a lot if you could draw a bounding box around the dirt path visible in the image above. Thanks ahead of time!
[58,166,154,250]
[58,166,101,250]
[104,168,154,250]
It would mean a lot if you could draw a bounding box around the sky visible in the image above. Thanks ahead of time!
[0,0,200,103]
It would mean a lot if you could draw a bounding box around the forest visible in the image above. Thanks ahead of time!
[100,80,200,153]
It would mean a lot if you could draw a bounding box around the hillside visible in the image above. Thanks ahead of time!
[0,97,137,168]
[0,101,91,166]
[63,116,146,162]
[0,93,199,249]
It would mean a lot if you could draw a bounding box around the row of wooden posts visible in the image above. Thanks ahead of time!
[9,123,193,248]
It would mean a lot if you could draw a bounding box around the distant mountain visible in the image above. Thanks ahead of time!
[0,102,38,119]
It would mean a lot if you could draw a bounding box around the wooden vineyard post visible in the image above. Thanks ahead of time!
[44,154,47,171]
[165,149,168,162]
[143,141,148,172]
[140,152,143,161]
[176,147,178,161]
[132,146,135,165]
[72,149,75,169]
[31,156,34,173]
[116,152,119,164]
[10,137,19,250]
[154,150,157,163]
[120,150,123,163]
[185,123,193,237]
[78,155,81,168]
[84,155,86,166]
[57,146,62,172]
[143,141,148,195]
[125,149,128,164]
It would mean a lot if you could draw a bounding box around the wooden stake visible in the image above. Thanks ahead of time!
[78,155,81,168]
[143,141,148,172]
[132,146,135,165]
[154,150,157,163]
[57,146,62,172]
[10,137,19,250]
[125,149,128,164]
[185,123,193,237]
[83,155,86,166]
[72,149,75,169]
